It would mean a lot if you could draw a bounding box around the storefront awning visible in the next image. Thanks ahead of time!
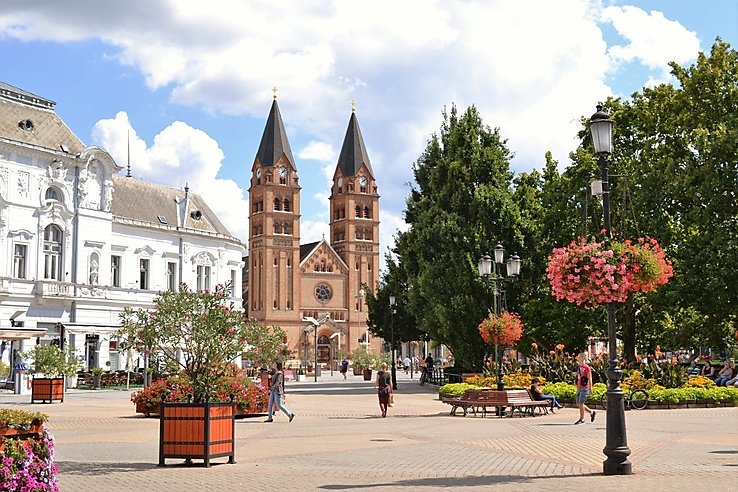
[60,323,121,336]
[0,328,47,340]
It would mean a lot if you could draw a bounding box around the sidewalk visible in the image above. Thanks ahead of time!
[1,375,736,491]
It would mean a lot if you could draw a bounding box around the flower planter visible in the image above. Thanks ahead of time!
[0,421,45,461]
[158,401,236,467]
[363,369,373,381]
[353,367,362,376]
[136,402,160,417]
[31,377,64,404]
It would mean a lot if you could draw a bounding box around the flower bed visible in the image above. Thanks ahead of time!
[131,373,269,417]
[0,409,58,491]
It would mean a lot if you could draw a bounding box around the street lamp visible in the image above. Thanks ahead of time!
[477,245,521,392]
[590,104,632,476]
[389,295,397,390]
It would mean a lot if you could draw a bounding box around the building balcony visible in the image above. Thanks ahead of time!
[35,280,73,298]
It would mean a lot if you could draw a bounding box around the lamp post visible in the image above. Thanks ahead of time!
[477,245,521,392]
[590,104,632,475]
[389,295,398,390]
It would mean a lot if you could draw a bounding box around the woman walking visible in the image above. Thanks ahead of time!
[265,361,295,423]
[375,362,392,417]
[574,353,595,425]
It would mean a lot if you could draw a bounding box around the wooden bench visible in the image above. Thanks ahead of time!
[442,388,550,417]
[506,389,550,417]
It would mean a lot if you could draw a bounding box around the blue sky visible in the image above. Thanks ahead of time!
[1,0,736,260]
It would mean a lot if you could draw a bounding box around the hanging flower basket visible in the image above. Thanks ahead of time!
[478,311,524,347]
[546,236,673,307]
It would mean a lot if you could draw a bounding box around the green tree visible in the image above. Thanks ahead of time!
[242,324,290,368]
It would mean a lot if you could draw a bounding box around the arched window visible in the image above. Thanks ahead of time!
[273,198,281,211]
[355,206,361,218]
[363,206,370,218]
[283,199,291,212]
[284,222,292,235]
[45,187,63,202]
[274,222,283,234]
[43,224,63,280]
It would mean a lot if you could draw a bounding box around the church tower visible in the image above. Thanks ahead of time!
[329,107,380,352]
[247,96,302,326]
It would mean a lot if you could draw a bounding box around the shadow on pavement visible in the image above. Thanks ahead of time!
[56,461,157,475]
[317,472,603,489]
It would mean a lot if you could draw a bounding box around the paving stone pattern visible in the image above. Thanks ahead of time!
[1,372,736,491]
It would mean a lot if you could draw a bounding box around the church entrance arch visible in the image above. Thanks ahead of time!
[317,334,331,363]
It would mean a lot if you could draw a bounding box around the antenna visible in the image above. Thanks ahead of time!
[126,130,132,177]
[184,182,189,198]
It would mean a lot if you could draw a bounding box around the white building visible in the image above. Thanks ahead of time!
[0,81,243,375]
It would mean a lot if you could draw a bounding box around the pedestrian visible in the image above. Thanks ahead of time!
[375,362,391,417]
[340,357,349,380]
[264,361,295,423]
[412,355,419,372]
[403,356,411,374]
[529,377,563,413]
[574,353,595,425]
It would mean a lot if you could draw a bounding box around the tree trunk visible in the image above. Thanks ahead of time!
[622,296,637,364]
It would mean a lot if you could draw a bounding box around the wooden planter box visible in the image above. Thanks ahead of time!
[136,402,160,417]
[31,377,64,404]
[158,401,236,467]
[0,422,44,454]
[363,369,373,381]
[353,367,362,376]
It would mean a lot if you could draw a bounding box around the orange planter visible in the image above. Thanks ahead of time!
[0,422,44,455]
[158,402,235,467]
[31,377,65,404]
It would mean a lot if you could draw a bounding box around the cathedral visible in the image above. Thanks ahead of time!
[244,97,381,367]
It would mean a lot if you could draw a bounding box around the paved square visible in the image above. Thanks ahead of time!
[2,372,736,491]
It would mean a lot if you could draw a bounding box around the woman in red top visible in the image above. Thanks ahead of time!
[574,353,596,425]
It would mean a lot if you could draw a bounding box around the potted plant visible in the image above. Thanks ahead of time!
[119,283,255,467]
[23,345,76,404]
[91,367,104,389]
[547,236,673,307]
[351,346,378,381]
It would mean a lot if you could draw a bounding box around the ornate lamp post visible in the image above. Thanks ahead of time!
[389,295,398,390]
[590,104,632,475]
[477,245,521,391]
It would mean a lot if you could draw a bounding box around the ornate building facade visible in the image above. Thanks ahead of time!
[0,81,243,382]
[244,98,381,365]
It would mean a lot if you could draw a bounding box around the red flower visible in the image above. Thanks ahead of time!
[478,311,524,347]
[546,236,673,307]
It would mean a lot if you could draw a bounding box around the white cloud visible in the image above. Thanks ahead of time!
[603,5,700,75]
[91,111,249,244]
[0,0,705,265]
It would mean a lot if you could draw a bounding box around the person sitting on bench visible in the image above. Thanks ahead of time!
[529,378,563,413]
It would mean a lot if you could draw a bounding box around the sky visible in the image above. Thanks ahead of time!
[1,0,736,265]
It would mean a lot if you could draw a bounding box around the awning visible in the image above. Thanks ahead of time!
[0,328,46,340]
[60,322,121,336]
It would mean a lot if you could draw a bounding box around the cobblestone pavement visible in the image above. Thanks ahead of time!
[2,372,736,491]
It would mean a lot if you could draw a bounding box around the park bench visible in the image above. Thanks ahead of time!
[506,389,550,417]
[442,388,549,417]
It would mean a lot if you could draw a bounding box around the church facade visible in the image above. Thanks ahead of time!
[244,99,381,366]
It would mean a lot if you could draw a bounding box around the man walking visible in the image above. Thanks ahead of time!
[574,352,595,425]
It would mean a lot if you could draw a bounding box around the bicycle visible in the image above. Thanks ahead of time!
[419,367,430,386]
[600,389,649,410]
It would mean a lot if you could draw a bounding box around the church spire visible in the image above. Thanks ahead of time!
[335,110,373,178]
[255,98,295,168]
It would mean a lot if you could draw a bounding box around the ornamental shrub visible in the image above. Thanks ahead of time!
[438,383,477,398]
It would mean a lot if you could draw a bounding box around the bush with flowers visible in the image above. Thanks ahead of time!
[0,409,58,491]
[120,283,257,404]
[130,370,269,416]
[547,236,673,307]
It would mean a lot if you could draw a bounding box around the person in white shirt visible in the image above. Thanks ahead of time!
[402,356,411,374]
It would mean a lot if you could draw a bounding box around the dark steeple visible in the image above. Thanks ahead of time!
[336,110,374,178]
[255,98,294,168]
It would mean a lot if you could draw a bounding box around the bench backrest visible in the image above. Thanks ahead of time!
[506,389,534,403]
[478,389,509,404]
